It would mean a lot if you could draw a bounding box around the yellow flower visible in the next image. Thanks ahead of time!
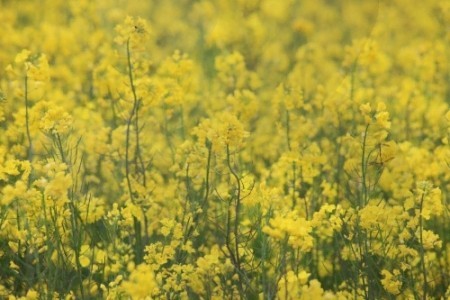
[381,269,401,295]
[15,49,31,64]
[298,270,310,285]
[27,54,50,82]
[359,102,372,114]
[419,230,442,250]
[39,106,73,136]
[25,290,38,300]
[80,256,91,268]
[121,264,159,299]
[193,112,249,153]
[114,16,151,50]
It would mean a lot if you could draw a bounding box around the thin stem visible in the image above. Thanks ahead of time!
[419,192,428,300]
[226,144,245,296]
[24,75,33,186]
[203,140,212,205]
[134,101,146,186]
[227,145,242,270]
[124,38,143,263]
[55,133,66,165]
[286,110,302,213]
[361,124,370,207]
[24,75,33,161]
[125,38,138,200]
[286,110,291,151]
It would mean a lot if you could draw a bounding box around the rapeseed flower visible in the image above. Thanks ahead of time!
[0,0,448,298]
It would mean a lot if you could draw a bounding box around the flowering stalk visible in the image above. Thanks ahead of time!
[418,192,428,300]
[286,110,299,212]
[360,124,370,208]
[225,143,245,296]
[124,37,143,263]
[24,75,33,167]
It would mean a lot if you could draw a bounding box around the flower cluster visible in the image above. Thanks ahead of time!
[0,0,449,299]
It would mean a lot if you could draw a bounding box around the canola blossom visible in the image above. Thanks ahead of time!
[0,0,449,299]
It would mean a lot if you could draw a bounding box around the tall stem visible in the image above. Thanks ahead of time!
[226,144,244,296]
[24,75,33,164]
[124,38,143,263]
[361,124,370,207]
[419,193,428,300]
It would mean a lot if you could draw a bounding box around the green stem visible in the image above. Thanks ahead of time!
[361,124,370,207]
[124,38,143,263]
[226,144,245,296]
[419,192,428,300]
[24,75,33,162]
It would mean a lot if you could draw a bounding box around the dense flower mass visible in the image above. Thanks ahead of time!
[0,0,449,299]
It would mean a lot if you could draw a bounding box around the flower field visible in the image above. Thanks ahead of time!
[0,0,449,299]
